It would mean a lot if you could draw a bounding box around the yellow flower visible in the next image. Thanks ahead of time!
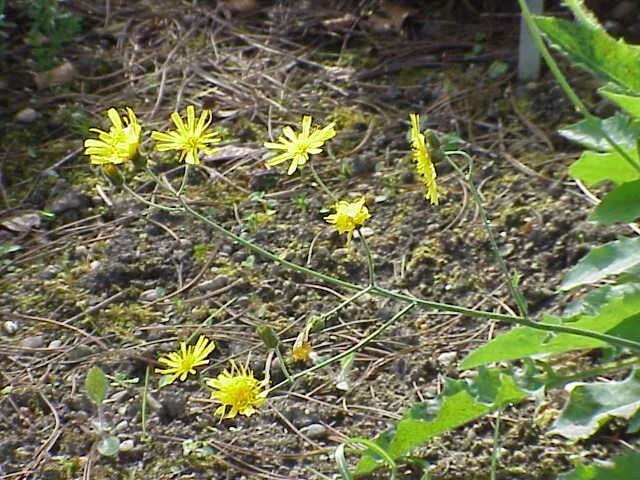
[408,113,438,205]
[324,196,370,243]
[151,105,220,165]
[155,335,216,385]
[290,341,313,364]
[84,107,141,165]
[206,361,268,420]
[264,115,336,175]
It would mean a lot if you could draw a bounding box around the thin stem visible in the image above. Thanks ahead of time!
[268,302,417,393]
[141,366,150,436]
[310,162,337,202]
[135,170,640,352]
[172,196,640,352]
[540,355,639,390]
[356,228,376,287]
[517,0,640,174]
[121,182,182,213]
[176,164,189,196]
[490,411,501,480]
[446,150,528,319]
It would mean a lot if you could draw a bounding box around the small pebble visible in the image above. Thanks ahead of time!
[437,351,457,366]
[15,107,40,123]
[114,420,129,433]
[66,344,94,361]
[119,439,135,452]
[300,423,328,440]
[21,335,45,349]
[139,289,161,302]
[3,320,19,335]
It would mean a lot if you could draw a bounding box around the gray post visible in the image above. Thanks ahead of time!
[518,0,544,81]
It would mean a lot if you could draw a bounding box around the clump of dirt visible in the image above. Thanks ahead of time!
[1,1,636,480]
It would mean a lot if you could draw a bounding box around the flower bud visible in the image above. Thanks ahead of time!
[257,325,279,349]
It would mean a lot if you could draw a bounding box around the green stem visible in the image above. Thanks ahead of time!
[268,302,417,393]
[540,356,639,390]
[356,228,376,287]
[446,150,528,319]
[133,169,640,353]
[121,182,182,213]
[517,0,640,174]
[172,196,640,352]
[309,162,337,202]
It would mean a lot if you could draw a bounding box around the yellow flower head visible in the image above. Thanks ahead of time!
[84,107,141,165]
[290,340,313,364]
[151,105,220,165]
[324,196,370,243]
[155,335,216,385]
[206,361,268,420]
[408,113,438,205]
[264,115,336,175]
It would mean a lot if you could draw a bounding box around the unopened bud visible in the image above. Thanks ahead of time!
[257,325,279,349]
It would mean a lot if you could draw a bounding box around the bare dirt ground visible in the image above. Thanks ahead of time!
[1,1,637,479]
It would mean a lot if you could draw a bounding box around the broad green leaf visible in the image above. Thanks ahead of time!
[599,86,640,119]
[559,115,640,152]
[460,291,640,369]
[568,149,639,186]
[551,369,640,441]
[560,236,640,290]
[96,436,120,456]
[558,450,640,480]
[563,282,640,317]
[590,179,640,224]
[354,369,527,475]
[534,16,640,91]
[85,366,108,404]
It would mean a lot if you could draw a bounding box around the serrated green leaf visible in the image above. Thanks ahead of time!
[96,436,120,456]
[460,291,640,369]
[558,450,640,480]
[568,149,639,186]
[599,86,640,119]
[559,115,640,153]
[85,366,108,404]
[560,236,640,290]
[590,179,640,224]
[562,0,603,31]
[354,370,527,475]
[563,282,640,317]
[534,16,640,91]
[551,369,640,441]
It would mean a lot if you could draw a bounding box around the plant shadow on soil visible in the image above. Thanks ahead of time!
[0,1,637,479]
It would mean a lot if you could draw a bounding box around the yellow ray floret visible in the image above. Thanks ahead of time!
[151,105,221,165]
[206,361,268,420]
[324,196,371,243]
[408,113,438,205]
[84,107,141,165]
[264,115,336,174]
[155,335,216,385]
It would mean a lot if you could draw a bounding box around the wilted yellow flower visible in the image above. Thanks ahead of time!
[324,196,370,242]
[84,107,141,165]
[408,113,438,205]
[155,335,216,385]
[151,105,220,165]
[290,341,313,364]
[206,361,268,420]
[264,115,336,174]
